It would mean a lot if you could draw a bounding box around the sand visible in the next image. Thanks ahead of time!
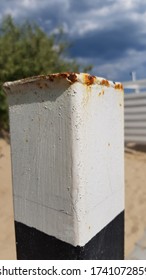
[125,146,146,257]
[0,138,146,259]
[0,139,16,260]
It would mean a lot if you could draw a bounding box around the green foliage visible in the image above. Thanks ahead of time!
[0,89,9,130]
[0,15,92,131]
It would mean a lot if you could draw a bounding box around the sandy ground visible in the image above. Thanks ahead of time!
[0,138,146,259]
[125,146,146,257]
[0,139,16,259]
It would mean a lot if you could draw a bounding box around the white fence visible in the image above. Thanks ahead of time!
[123,79,146,144]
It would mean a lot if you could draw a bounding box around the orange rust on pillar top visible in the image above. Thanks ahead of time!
[48,72,78,83]
[47,73,96,86]
[48,75,54,82]
[100,79,110,87]
[3,73,124,94]
[47,73,69,82]
[67,73,78,83]
[114,83,123,90]
[57,73,70,79]
[83,74,96,86]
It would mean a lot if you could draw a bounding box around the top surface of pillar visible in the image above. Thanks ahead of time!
[3,72,123,93]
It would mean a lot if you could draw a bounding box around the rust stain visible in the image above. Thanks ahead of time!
[49,73,97,86]
[100,79,110,87]
[45,83,48,88]
[82,76,95,106]
[37,81,49,89]
[98,89,104,96]
[55,73,68,79]
[3,72,124,96]
[37,82,43,89]
[114,83,123,90]
[47,72,78,84]
[82,90,91,107]
[68,73,77,83]
[48,75,54,82]
[84,74,96,86]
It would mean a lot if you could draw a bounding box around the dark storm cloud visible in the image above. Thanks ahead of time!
[69,20,146,61]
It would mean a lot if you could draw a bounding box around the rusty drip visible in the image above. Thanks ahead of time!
[98,90,104,96]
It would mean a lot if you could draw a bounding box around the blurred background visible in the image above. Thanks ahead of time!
[0,0,146,259]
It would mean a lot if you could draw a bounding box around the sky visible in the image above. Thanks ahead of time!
[0,0,146,82]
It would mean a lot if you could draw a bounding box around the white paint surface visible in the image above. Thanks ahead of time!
[3,73,124,246]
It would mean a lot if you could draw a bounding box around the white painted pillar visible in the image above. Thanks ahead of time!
[3,73,124,259]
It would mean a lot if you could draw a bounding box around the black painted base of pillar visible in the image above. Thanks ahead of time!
[15,211,124,260]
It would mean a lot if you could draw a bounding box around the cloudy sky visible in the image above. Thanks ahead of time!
[0,0,146,82]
